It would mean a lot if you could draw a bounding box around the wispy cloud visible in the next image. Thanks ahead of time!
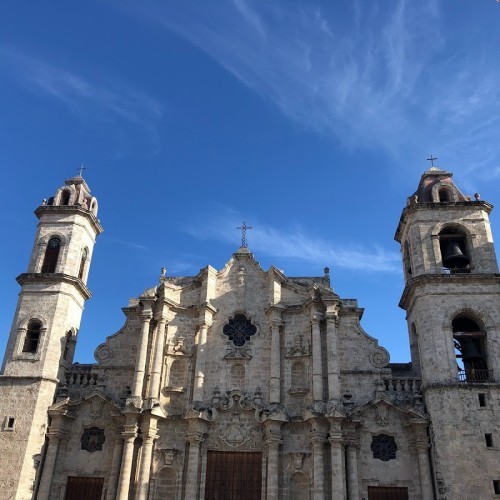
[103,235,148,251]
[125,0,500,179]
[184,206,400,273]
[232,0,266,37]
[0,45,163,126]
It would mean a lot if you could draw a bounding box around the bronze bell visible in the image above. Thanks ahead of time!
[442,241,470,268]
[461,340,483,361]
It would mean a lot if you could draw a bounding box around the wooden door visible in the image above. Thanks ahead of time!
[367,486,409,500]
[64,476,104,500]
[205,451,262,500]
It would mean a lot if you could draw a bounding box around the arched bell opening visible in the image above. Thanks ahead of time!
[438,187,452,203]
[439,226,471,273]
[60,189,71,206]
[403,241,412,280]
[452,316,489,382]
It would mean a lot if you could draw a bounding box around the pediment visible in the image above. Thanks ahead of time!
[352,396,427,423]
[49,391,121,417]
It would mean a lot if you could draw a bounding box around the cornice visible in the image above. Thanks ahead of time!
[35,205,104,235]
[16,272,92,300]
[399,273,500,310]
[395,201,493,243]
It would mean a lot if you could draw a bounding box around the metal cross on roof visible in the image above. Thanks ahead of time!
[237,221,253,248]
[426,155,438,167]
[76,164,86,177]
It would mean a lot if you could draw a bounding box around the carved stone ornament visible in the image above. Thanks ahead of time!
[291,452,310,470]
[81,427,105,453]
[90,399,106,421]
[369,348,390,368]
[285,335,311,358]
[154,447,179,471]
[224,345,252,360]
[166,337,192,357]
[375,404,389,426]
[94,344,113,364]
[205,411,262,451]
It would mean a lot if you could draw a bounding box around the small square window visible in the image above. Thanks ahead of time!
[486,434,494,448]
[479,393,487,407]
[494,480,500,495]
[4,416,15,431]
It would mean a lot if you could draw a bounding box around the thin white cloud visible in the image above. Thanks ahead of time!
[125,0,500,179]
[103,235,148,251]
[232,0,267,37]
[184,207,400,273]
[0,45,163,125]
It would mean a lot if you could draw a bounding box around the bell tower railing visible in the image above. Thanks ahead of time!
[457,369,494,383]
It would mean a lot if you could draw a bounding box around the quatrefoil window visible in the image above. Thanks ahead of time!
[223,314,257,347]
[371,434,397,461]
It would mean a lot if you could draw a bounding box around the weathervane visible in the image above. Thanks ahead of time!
[76,164,86,177]
[426,155,438,167]
[237,221,253,248]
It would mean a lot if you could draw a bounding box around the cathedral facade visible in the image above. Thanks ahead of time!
[1,168,500,500]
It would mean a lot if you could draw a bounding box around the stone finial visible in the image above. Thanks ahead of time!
[161,266,167,277]
[474,193,481,201]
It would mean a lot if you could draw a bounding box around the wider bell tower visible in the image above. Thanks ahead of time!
[0,174,102,500]
[396,166,500,499]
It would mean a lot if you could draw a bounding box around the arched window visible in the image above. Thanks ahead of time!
[22,320,42,353]
[438,187,452,202]
[230,363,245,389]
[155,467,176,498]
[289,471,310,500]
[453,315,489,382]
[60,189,71,206]
[63,330,75,361]
[168,359,187,389]
[291,361,307,389]
[439,226,470,272]
[403,241,412,278]
[78,248,88,279]
[41,237,61,273]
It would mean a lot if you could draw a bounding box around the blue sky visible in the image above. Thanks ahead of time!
[1,0,500,365]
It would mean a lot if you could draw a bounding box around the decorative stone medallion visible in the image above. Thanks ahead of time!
[94,344,113,364]
[369,348,390,368]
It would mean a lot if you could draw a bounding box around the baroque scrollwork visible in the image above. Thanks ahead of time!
[369,347,390,368]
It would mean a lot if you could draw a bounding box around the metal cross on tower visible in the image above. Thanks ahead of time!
[76,164,86,177]
[426,155,438,167]
[237,221,253,248]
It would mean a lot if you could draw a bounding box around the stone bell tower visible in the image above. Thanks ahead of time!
[396,167,500,499]
[0,174,102,500]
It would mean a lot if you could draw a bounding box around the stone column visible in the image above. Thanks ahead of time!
[131,304,153,399]
[309,419,327,500]
[37,430,64,500]
[193,323,208,403]
[346,443,360,500]
[116,425,138,500]
[185,432,204,500]
[148,315,168,400]
[106,429,124,500]
[415,439,435,499]
[329,422,346,500]
[311,312,324,401]
[135,422,158,500]
[264,420,282,500]
[193,304,215,403]
[269,322,282,404]
[325,305,340,401]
